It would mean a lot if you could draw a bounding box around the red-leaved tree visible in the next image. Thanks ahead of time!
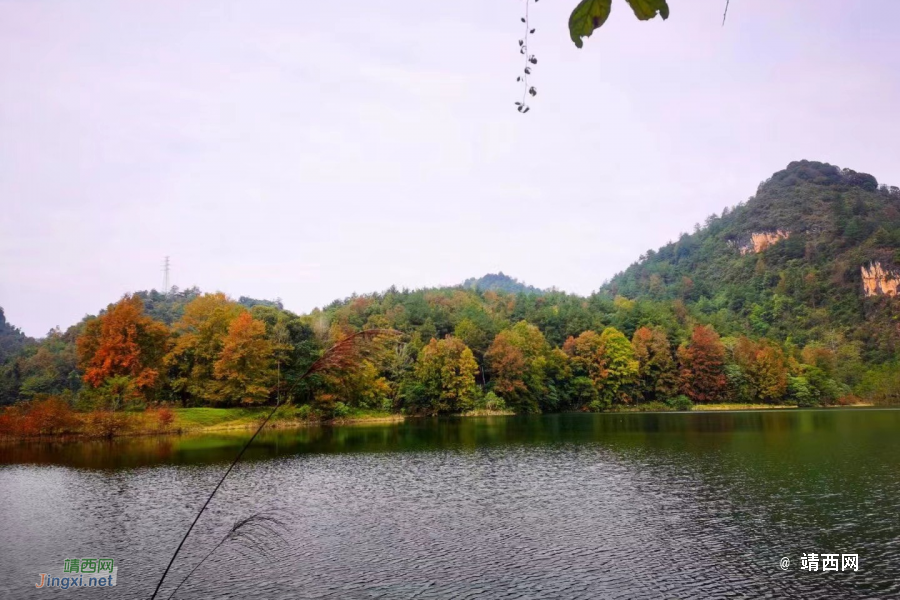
[678,325,727,403]
[77,295,169,400]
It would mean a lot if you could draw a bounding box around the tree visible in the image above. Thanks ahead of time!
[410,337,479,414]
[485,321,550,413]
[454,316,492,382]
[212,312,275,405]
[165,293,246,405]
[596,327,639,405]
[563,330,605,387]
[543,347,574,411]
[733,337,788,403]
[631,326,678,402]
[15,328,80,399]
[76,295,168,402]
[484,332,527,397]
[249,305,320,403]
[563,327,639,407]
[316,359,391,414]
[678,325,727,403]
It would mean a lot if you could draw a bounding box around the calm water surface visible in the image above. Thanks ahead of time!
[1,409,899,599]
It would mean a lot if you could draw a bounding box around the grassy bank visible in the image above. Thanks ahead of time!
[0,400,402,440]
[0,400,886,440]
[172,406,403,432]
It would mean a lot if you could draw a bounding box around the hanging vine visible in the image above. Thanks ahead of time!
[515,0,538,113]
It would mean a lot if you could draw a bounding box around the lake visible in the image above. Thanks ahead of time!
[1,409,899,599]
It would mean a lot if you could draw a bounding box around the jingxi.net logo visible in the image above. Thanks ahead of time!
[35,558,117,589]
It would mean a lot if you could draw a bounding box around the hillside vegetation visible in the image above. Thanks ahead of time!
[2,160,899,435]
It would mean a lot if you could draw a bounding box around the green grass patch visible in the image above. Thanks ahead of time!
[173,407,269,429]
[344,408,395,420]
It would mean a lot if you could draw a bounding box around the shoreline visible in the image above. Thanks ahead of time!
[0,403,885,442]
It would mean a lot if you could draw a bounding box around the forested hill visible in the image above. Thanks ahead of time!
[3,160,900,414]
[462,272,545,295]
[603,160,900,362]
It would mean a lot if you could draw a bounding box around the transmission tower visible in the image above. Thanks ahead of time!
[163,256,170,297]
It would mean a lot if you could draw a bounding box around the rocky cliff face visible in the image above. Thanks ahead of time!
[861,262,900,297]
[738,230,791,255]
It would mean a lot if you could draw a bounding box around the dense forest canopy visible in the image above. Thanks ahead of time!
[2,161,900,418]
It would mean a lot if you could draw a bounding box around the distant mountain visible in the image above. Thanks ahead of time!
[603,159,900,362]
[462,272,545,295]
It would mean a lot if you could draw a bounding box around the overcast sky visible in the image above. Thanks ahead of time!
[2,1,899,337]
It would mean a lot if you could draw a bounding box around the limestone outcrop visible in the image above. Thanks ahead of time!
[861,262,899,297]
[738,230,790,255]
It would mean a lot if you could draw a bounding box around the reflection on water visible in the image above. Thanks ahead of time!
[1,409,899,599]
[4,409,900,470]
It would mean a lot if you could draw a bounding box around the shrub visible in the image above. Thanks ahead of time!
[0,397,81,437]
[587,399,609,412]
[295,404,313,420]
[837,394,863,406]
[667,395,693,411]
[0,404,26,436]
[483,391,506,411]
[83,410,132,438]
[788,376,819,407]
[152,406,176,430]
[332,402,350,419]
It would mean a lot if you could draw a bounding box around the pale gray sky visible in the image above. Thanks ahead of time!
[1,0,899,337]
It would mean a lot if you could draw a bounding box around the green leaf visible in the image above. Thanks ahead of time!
[569,0,670,48]
[568,0,612,49]
[625,0,669,21]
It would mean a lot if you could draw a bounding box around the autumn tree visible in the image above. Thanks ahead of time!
[563,327,638,408]
[631,326,678,402]
[678,325,728,403]
[165,293,246,405]
[315,358,392,415]
[76,295,169,404]
[485,321,550,413]
[732,337,788,403]
[800,343,836,376]
[407,336,479,414]
[484,333,526,398]
[212,312,275,405]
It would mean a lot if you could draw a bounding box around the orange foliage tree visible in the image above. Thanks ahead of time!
[485,333,528,397]
[76,295,169,402]
[678,325,728,403]
[212,312,275,405]
[165,293,246,404]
